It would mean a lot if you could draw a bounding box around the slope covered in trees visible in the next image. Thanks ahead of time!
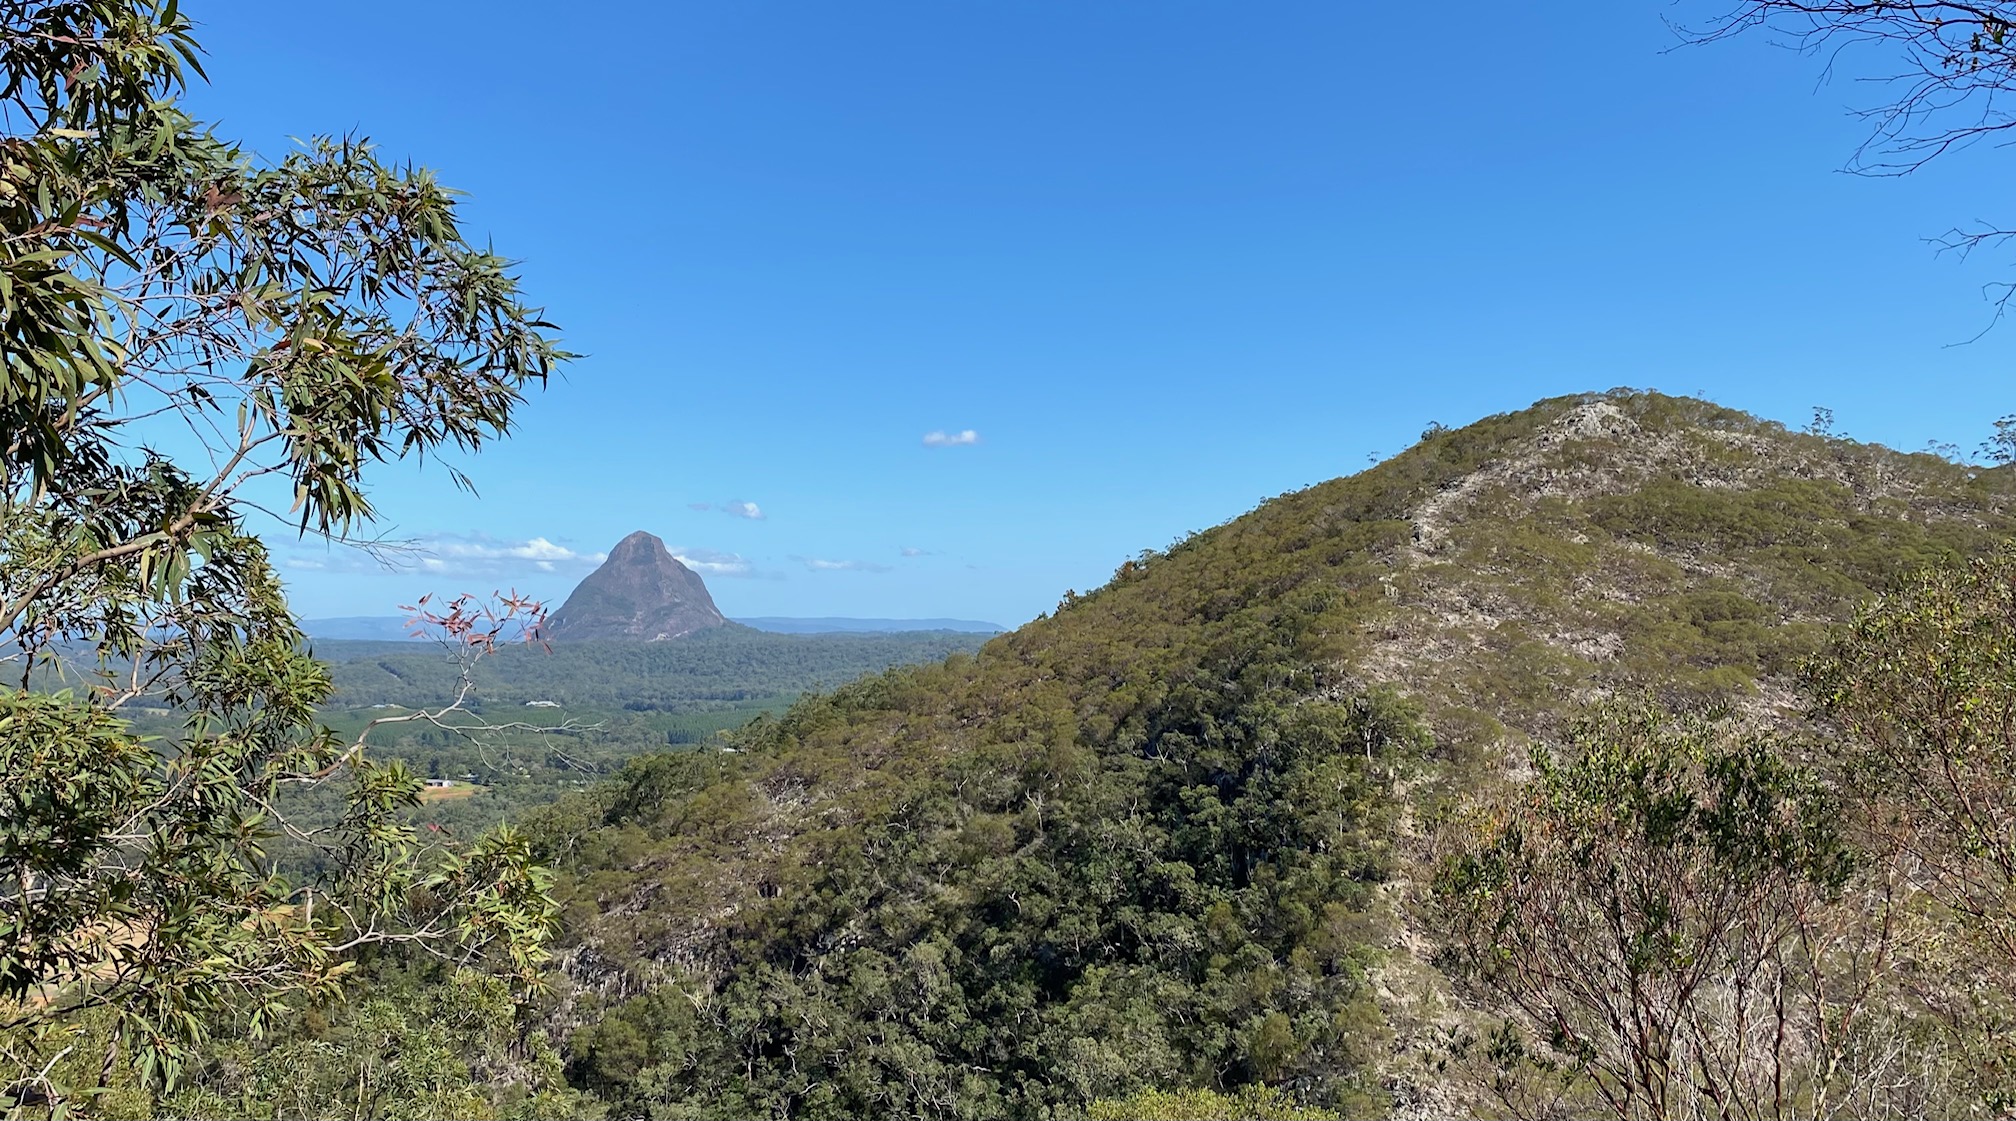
[320,628,992,713]
[523,390,2016,1118]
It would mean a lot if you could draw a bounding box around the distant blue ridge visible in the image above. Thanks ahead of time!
[731,617,1004,635]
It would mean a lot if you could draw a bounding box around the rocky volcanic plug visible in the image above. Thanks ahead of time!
[541,531,728,642]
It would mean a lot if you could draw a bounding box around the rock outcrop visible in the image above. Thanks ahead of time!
[541,531,727,642]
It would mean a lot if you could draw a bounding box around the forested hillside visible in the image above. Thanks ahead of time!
[516,390,2016,1118]
[289,630,998,850]
[320,628,991,712]
[24,2,2016,1117]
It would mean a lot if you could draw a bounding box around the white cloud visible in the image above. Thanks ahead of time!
[281,533,607,579]
[669,546,760,578]
[900,546,930,557]
[427,535,605,573]
[690,499,767,520]
[796,556,894,574]
[922,429,980,448]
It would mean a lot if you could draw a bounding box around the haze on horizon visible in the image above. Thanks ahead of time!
[185,0,2016,627]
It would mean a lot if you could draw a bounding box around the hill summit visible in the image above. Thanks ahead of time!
[533,392,2016,1118]
[540,531,727,642]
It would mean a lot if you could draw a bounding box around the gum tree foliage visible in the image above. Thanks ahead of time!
[1436,551,2016,1119]
[1810,546,2016,989]
[0,0,566,1107]
[1084,1085,1342,1120]
[1,962,603,1121]
[1434,706,1926,1121]
[1799,544,2016,1106]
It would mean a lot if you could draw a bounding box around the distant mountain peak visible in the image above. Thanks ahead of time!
[541,531,727,642]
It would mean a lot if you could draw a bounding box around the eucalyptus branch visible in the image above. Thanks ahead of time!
[0,1,568,1098]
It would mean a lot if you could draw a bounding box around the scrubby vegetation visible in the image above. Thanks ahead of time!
[20,356,2016,1117]
[15,3,2016,1116]
[492,391,2016,1119]
[1433,548,2016,1119]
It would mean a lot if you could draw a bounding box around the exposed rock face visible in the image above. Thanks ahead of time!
[542,531,727,642]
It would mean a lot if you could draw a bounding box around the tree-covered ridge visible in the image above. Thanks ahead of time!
[319,628,993,712]
[523,390,2016,1119]
[535,623,1417,1118]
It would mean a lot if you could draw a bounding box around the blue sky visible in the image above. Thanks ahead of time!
[187,1,2015,626]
